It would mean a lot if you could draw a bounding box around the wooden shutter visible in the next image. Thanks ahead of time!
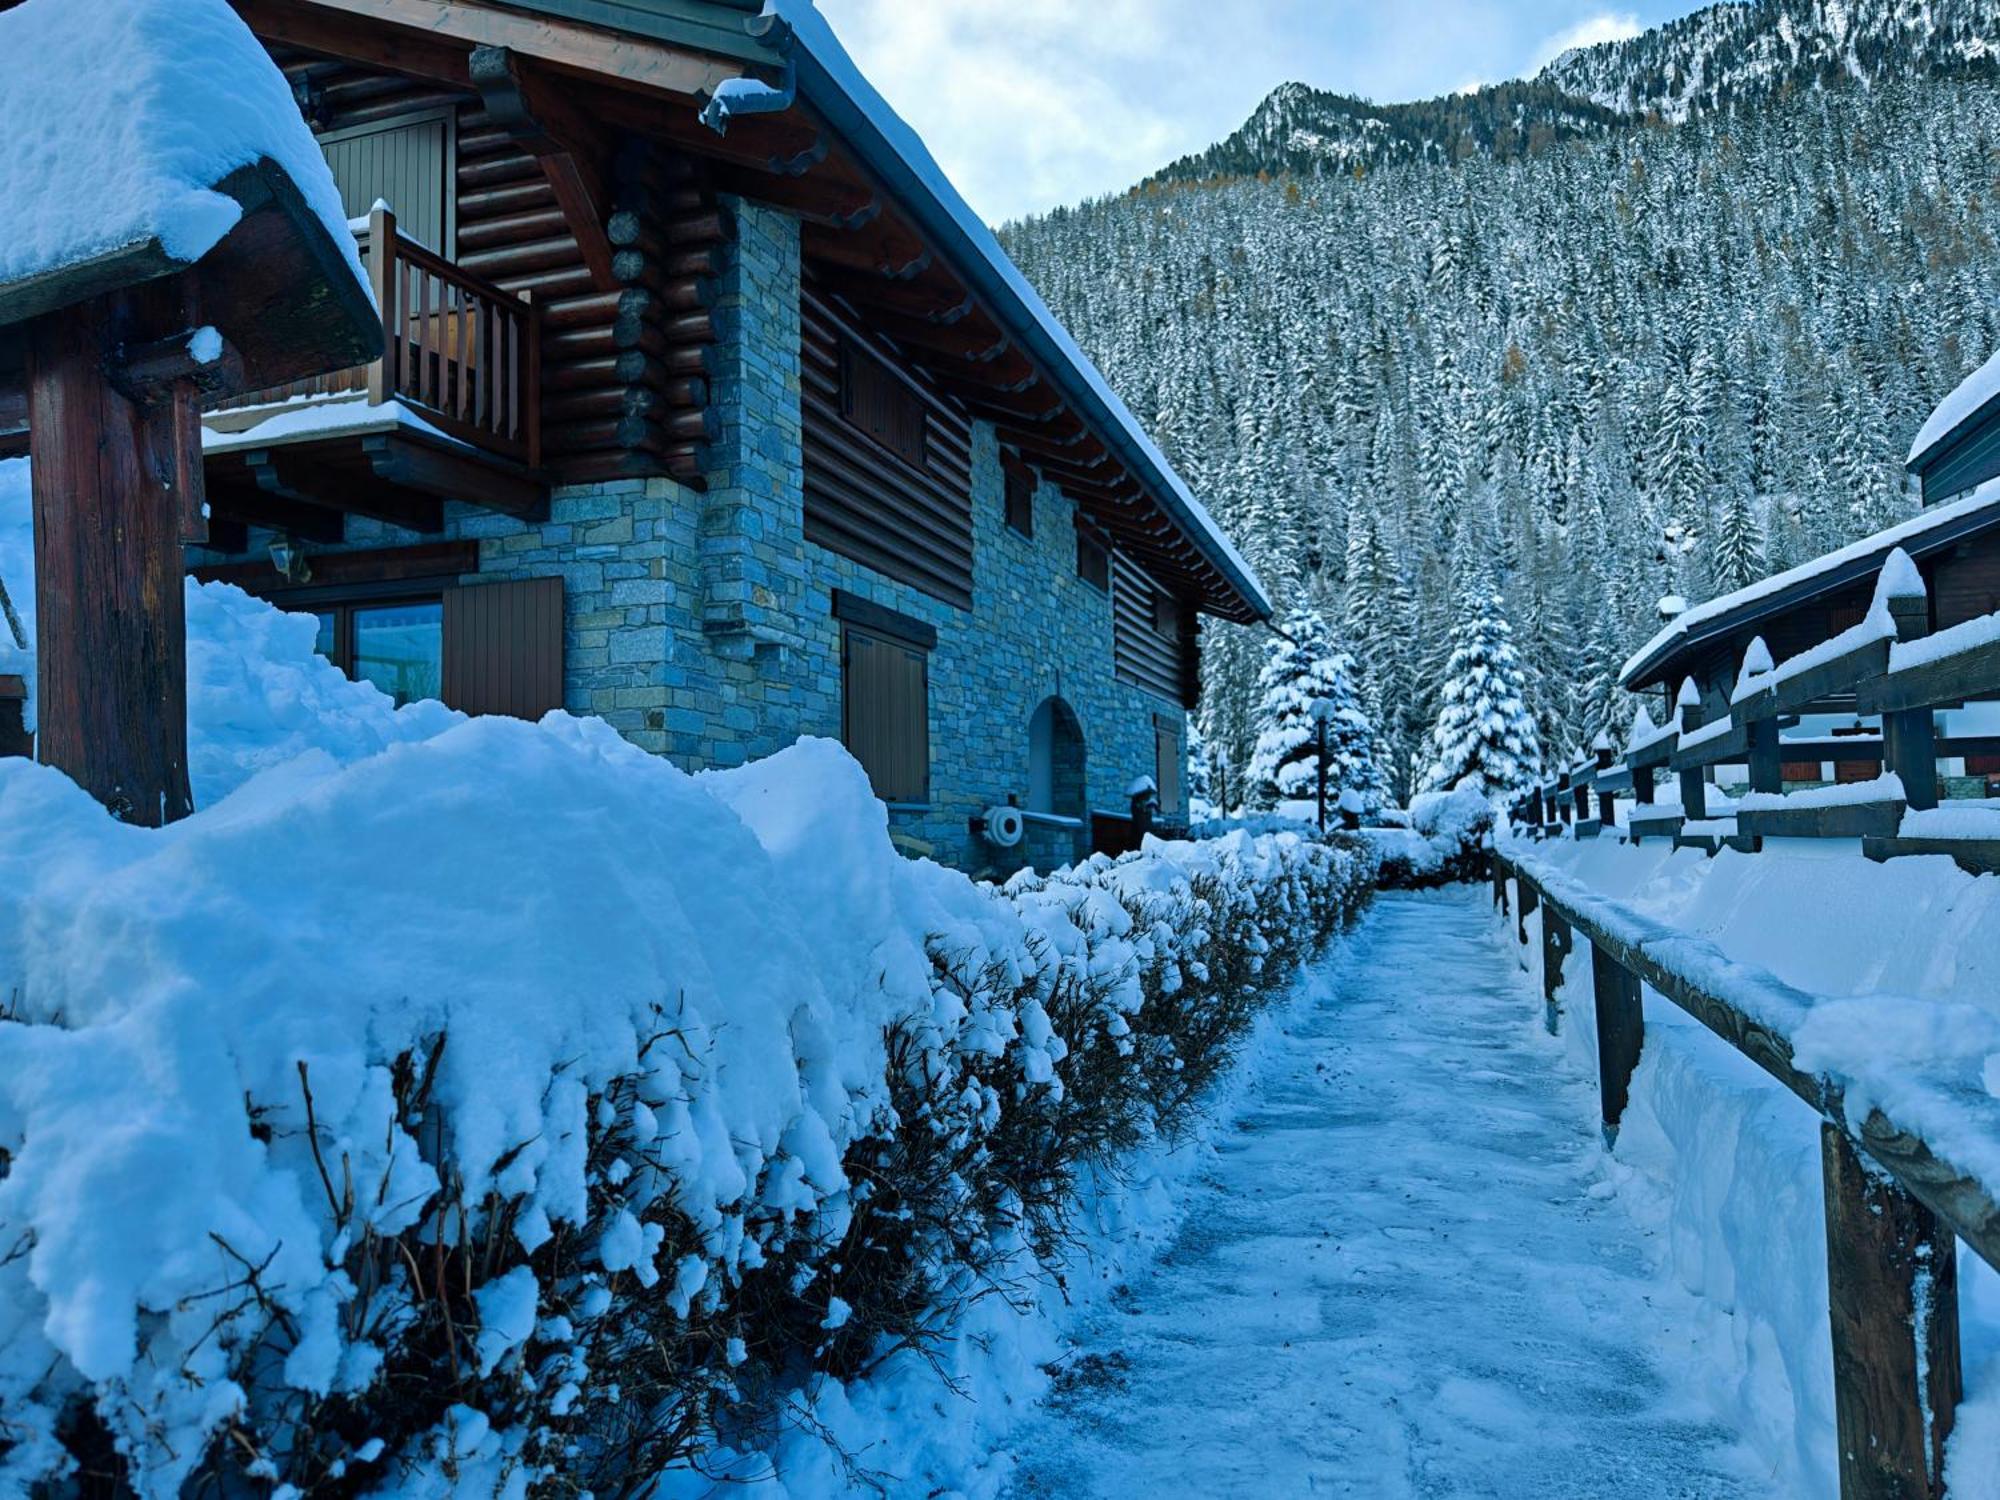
[843,624,929,803]
[442,577,564,719]
[1155,719,1184,816]
[840,340,928,468]
[318,111,454,255]
[1780,760,1824,783]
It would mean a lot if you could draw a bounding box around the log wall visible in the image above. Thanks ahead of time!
[268,46,722,488]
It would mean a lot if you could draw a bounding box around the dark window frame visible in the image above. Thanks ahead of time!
[1076,526,1112,594]
[307,590,447,707]
[839,338,929,471]
[1002,453,1036,540]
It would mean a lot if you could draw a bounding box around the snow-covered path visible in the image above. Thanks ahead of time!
[1004,887,1770,1498]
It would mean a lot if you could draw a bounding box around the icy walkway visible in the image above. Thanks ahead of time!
[1004,887,1769,1499]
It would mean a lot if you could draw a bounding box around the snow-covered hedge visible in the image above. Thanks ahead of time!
[1367,783,1494,889]
[0,644,1372,1494]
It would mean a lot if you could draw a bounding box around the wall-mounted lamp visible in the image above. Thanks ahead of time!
[269,534,312,585]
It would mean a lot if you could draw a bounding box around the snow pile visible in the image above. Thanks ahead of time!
[0,689,1372,1494]
[1368,782,1494,888]
[0,0,363,293]
[0,459,456,790]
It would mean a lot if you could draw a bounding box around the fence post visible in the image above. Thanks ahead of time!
[1821,1123,1961,1499]
[1678,696,1710,822]
[1540,907,1571,1035]
[1491,853,1509,914]
[1883,593,1937,814]
[1747,716,1784,796]
[1518,879,1538,948]
[1590,941,1644,1147]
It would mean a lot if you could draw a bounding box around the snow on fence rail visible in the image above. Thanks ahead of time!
[1512,549,2000,875]
[1492,843,1999,1500]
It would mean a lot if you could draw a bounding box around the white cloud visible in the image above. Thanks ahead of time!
[1528,11,1644,74]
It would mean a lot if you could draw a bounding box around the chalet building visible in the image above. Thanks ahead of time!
[1621,359,2000,793]
[25,0,1270,871]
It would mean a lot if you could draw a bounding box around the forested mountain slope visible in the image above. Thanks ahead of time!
[1005,3,2000,802]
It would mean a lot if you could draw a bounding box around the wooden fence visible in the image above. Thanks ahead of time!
[1493,847,1992,1500]
[1510,556,2000,876]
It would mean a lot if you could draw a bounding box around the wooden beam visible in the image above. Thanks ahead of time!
[469,45,618,294]
[245,447,445,534]
[802,221,931,281]
[233,0,743,99]
[26,290,194,826]
[360,431,547,520]
[207,479,348,545]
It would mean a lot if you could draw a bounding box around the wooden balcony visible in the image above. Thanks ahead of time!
[201,205,547,545]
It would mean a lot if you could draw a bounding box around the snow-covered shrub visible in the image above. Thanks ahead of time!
[0,689,1373,1497]
[1368,784,1495,888]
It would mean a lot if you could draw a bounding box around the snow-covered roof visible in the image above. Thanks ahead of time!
[1909,347,2000,468]
[1620,476,2000,690]
[736,0,1272,621]
[0,0,363,303]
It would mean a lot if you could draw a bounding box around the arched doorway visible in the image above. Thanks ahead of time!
[1027,697,1087,860]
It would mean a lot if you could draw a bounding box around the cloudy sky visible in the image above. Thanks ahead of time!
[813,1,1710,223]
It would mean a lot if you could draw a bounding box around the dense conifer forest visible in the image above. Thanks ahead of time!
[1004,0,2000,802]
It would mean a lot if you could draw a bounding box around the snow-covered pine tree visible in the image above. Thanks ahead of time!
[1247,607,1385,816]
[1421,581,1543,803]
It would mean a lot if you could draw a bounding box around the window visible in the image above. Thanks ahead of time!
[1779,760,1824,783]
[309,597,444,708]
[1151,584,1179,639]
[1003,454,1035,539]
[835,592,934,804]
[1155,718,1184,818]
[1077,528,1111,593]
[840,340,928,469]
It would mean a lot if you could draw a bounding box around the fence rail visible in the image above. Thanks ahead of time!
[1511,551,2000,874]
[1493,846,1991,1499]
[210,205,541,466]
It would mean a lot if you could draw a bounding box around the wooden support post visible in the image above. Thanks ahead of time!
[1541,907,1571,1035]
[1590,941,1644,1146]
[1748,717,1784,796]
[26,291,195,826]
[1598,783,1618,831]
[1634,763,1656,805]
[1518,879,1538,948]
[1491,853,1509,914]
[1680,697,1711,821]
[1821,1123,1961,1499]
[1884,593,1937,814]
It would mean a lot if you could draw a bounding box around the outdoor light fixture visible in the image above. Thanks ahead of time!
[269,534,312,585]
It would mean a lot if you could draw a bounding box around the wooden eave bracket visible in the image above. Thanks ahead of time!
[469,44,619,294]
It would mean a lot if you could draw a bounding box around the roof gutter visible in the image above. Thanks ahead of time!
[734,6,1272,622]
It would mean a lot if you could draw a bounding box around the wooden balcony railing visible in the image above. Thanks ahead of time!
[211,205,540,468]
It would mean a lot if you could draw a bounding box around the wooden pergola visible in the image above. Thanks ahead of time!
[0,156,380,825]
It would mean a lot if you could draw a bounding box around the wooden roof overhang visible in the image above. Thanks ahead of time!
[0,154,381,449]
[1621,498,2000,696]
[226,0,1266,624]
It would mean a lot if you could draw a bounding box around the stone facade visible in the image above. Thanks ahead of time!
[195,200,1187,875]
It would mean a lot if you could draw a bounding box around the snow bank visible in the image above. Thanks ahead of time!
[0,0,363,293]
[1499,837,2000,1489]
[0,610,1372,1496]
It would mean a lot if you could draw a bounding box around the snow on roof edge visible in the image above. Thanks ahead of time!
[753,0,1271,620]
[1620,476,2000,690]
[1909,346,2000,467]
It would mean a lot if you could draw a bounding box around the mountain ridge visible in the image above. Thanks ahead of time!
[1148,0,2000,185]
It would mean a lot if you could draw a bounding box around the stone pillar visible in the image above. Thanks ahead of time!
[700,197,806,663]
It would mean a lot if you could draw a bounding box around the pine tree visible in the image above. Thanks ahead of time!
[1421,582,1543,803]
[1247,607,1385,815]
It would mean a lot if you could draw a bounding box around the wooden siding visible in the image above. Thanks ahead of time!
[802,277,975,608]
[321,111,456,254]
[842,622,930,803]
[1932,539,2000,630]
[266,45,722,487]
[1112,551,1191,706]
[1155,716,1184,816]
[442,576,565,719]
